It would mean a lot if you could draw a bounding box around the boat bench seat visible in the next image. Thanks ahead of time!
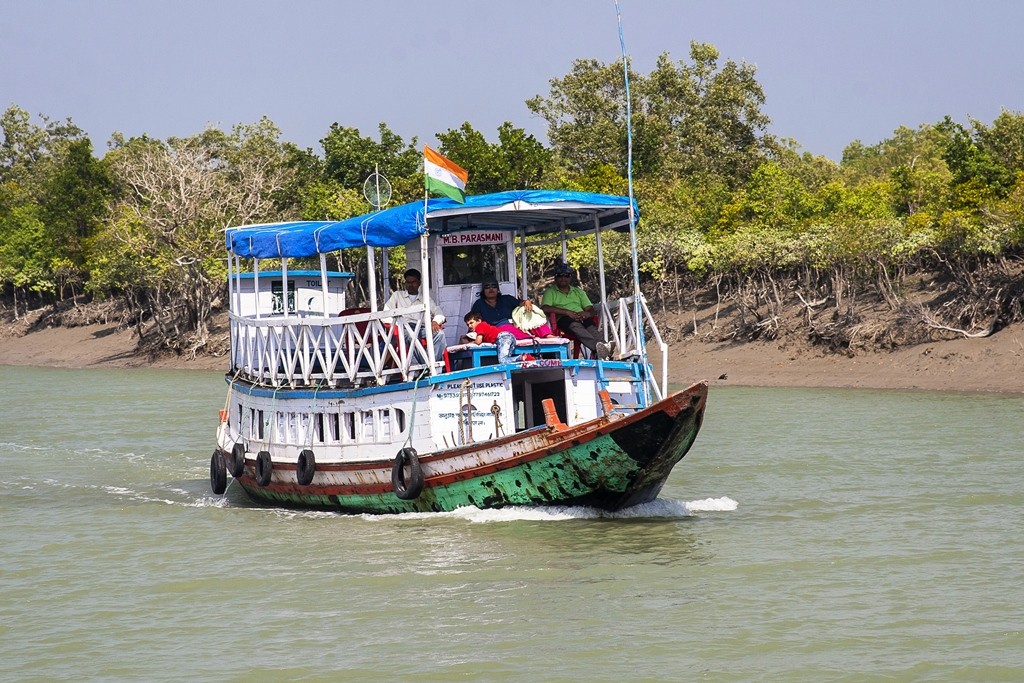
[444,337,572,370]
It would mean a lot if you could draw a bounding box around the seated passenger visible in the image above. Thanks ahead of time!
[382,268,446,362]
[541,262,611,360]
[471,278,532,326]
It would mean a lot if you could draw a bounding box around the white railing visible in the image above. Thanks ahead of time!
[229,306,440,387]
[228,296,668,396]
[599,294,668,400]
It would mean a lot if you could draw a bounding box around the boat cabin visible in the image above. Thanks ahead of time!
[232,270,353,318]
[222,191,668,423]
[407,229,516,347]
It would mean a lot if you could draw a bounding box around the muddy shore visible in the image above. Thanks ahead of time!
[2,317,1021,394]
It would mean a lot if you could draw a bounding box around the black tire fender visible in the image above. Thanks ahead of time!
[391,447,424,500]
[210,450,227,495]
[296,449,316,486]
[229,443,246,478]
[255,450,273,487]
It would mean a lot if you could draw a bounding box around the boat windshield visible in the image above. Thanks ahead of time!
[440,243,509,285]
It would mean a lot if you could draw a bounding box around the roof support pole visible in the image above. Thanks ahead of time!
[519,228,528,299]
[226,254,235,316]
[419,231,437,370]
[366,245,378,312]
[594,214,608,339]
[381,247,391,302]
[319,253,330,314]
[280,257,289,315]
[253,258,261,320]
[559,220,567,264]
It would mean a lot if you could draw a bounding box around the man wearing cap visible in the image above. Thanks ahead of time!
[541,263,612,360]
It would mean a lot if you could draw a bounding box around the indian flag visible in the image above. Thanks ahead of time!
[424,145,468,203]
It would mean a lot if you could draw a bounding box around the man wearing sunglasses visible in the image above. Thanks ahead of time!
[541,262,612,360]
[469,278,534,326]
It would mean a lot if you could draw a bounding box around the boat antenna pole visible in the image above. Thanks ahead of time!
[615,0,650,404]
[420,176,436,370]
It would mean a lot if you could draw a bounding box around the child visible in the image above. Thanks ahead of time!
[463,312,520,364]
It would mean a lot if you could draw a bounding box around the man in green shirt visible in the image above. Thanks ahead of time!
[541,262,612,360]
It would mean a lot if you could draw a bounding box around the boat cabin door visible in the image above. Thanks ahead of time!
[406,231,517,347]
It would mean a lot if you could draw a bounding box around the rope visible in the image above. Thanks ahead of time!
[303,380,323,449]
[220,366,248,495]
[458,384,464,445]
[262,386,280,450]
[222,365,245,444]
[459,378,473,443]
[491,401,503,438]
[402,367,429,450]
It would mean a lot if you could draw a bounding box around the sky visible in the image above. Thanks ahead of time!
[3,0,1023,163]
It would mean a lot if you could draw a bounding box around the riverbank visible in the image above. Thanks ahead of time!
[1,315,1021,393]
[667,326,1023,393]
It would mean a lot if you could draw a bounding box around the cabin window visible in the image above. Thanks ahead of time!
[284,412,294,441]
[237,404,243,431]
[271,280,296,315]
[329,413,340,442]
[440,244,509,285]
[313,413,325,443]
[344,412,356,442]
[360,410,375,440]
[252,409,265,440]
[379,408,407,439]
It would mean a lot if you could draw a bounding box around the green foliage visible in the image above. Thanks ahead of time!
[741,162,816,227]
[0,106,109,301]
[632,175,729,279]
[92,119,300,346]
[0,200,50,292]
[564,163,629,195]
[529,43,773,185]
[1002,173,1024,248]
[2,69,1020,348]
[299,180,369,221]
[436,122,551,193]
[85,205,158,300]
[40,138,112,267]
[977,110,1024,175]
[938,116,1016,199]
[527,57,628,175]
[321,122,420,190]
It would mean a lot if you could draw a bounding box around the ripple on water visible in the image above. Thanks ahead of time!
[2,375,1022,681]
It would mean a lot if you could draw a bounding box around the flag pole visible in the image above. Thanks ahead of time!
[420,149,436,370]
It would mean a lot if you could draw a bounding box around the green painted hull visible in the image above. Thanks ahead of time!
[229,384,707,514]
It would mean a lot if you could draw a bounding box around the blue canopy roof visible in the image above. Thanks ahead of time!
[225,189,638,259]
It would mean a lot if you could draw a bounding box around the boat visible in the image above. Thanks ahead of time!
[209,189,708,513]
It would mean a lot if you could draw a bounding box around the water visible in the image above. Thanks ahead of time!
[1,366,1022,682]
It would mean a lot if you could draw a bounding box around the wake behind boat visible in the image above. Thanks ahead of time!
[209,189,708,513]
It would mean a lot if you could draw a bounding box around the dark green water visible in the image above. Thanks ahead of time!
[2,365,1022,681]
